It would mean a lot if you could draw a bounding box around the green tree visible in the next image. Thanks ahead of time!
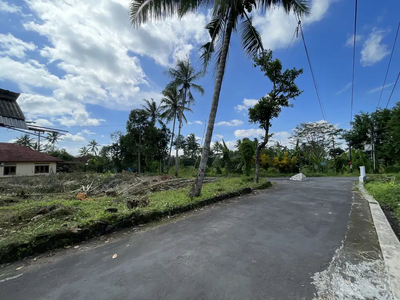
[126,109,151,174]
[131,0,308,195]
[160,84,193,172]
[212,139,231,175]
[88,139,99,156]
[164,58,204,177]
[48,149,74,162]
[15,134,34,149]
[185,133,200,160]
[249,50,303,183]
[142,98,162,125]
[343,108,393,168]
[45,132,60,152]
[79,146,90,156]
[239,138,255,176]
[385,103,400,164]
[130,0,308,194]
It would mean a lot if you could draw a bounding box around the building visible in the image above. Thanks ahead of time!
[0,89,28,129]
[0,143,63,177]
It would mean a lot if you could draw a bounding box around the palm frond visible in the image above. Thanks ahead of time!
[239,13,263,57]
[199,15,226,72]
[191,83,205,95]
[130,0,181,27]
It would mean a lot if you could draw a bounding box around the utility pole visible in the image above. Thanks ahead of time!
[37,131,41,152]
[332,137,337,174]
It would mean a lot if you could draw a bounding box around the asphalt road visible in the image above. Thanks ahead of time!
[0,177,355,300]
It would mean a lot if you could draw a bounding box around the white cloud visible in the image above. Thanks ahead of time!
[60,133,86,142]
[361,28,390,66]
[81,129,96,135]
[188,120,203,125]
[253,0,335,51]
[234,128,264,138]
[101,135,105,138]
[57,108,105,127]
[31,119,54,126]
[0,33,36,58]
[345,34,363,47]
[216,134,224,139]
[216,119,244,126]
[235,98,258,112]
[0,0,209,129]
[268,131,292,147]
[0,57,60,90]
[367,82,395,94]
[335,82,352,95]
[17,93,104,127]
[0,0,21,13]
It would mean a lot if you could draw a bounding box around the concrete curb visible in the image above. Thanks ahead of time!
[358,182,400,300]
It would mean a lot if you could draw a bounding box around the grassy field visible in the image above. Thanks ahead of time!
[365,174,400,228]
[0,177,266,252]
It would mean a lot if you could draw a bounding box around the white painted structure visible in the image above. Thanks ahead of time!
[359,166,367,183]
[0,162,57,177]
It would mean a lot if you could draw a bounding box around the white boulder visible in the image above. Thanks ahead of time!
[290,173,307,181]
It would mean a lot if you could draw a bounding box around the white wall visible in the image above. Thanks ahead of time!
[0,162,57,177]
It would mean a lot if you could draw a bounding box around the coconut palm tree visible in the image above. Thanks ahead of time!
[46,132,60,152]
[160,84,193,172]
[142,98,162,125]
[164,58,204,177]
[130,0,309,196]
[15,134,34,149]
[88,139,99,156]
[79,146,90,156]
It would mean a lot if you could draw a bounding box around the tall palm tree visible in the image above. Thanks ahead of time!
[160,84,193,172]
[142,98,162,125]
[88,139,99,156]
[15,134,34,149]
[79,146,90,156]
[164,58,204,177]
[130,0,309,196]
[46,132,60,152]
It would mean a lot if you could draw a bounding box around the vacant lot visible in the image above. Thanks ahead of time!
[0,173,267,261]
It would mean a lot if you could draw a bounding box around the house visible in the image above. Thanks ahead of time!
[0,89,28,129]
[0,143,63,177]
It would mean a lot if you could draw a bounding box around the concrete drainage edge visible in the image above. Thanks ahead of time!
[358,182,400,300]
[0,181,272,265]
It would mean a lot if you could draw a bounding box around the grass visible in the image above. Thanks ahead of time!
[0,177,266,251]
[365,174,400,227]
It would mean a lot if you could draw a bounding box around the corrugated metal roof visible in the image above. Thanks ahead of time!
[0,116,28,129]
[0,89,27,130]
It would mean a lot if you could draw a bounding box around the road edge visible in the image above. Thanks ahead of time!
[358,182,400,300]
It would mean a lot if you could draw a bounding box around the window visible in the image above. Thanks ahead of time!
[4,166,16,176]
[35,165,49,174]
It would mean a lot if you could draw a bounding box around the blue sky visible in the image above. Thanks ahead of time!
[0,0,399,154]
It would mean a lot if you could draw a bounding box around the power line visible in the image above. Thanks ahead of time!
[377,22,400,108]
[350,0,358,123]
[297,19,327,121]
[385,71,400,108]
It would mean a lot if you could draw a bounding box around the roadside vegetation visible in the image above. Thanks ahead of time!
[0,174,269,262]
[365,174,400,239]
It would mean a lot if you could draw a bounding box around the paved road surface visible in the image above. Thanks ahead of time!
[1,178,356,300]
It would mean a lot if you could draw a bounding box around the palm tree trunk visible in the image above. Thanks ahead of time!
[189,12,235,197]
[254,126,269,183]
[166,114,177,174]
[175,89,187,177]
